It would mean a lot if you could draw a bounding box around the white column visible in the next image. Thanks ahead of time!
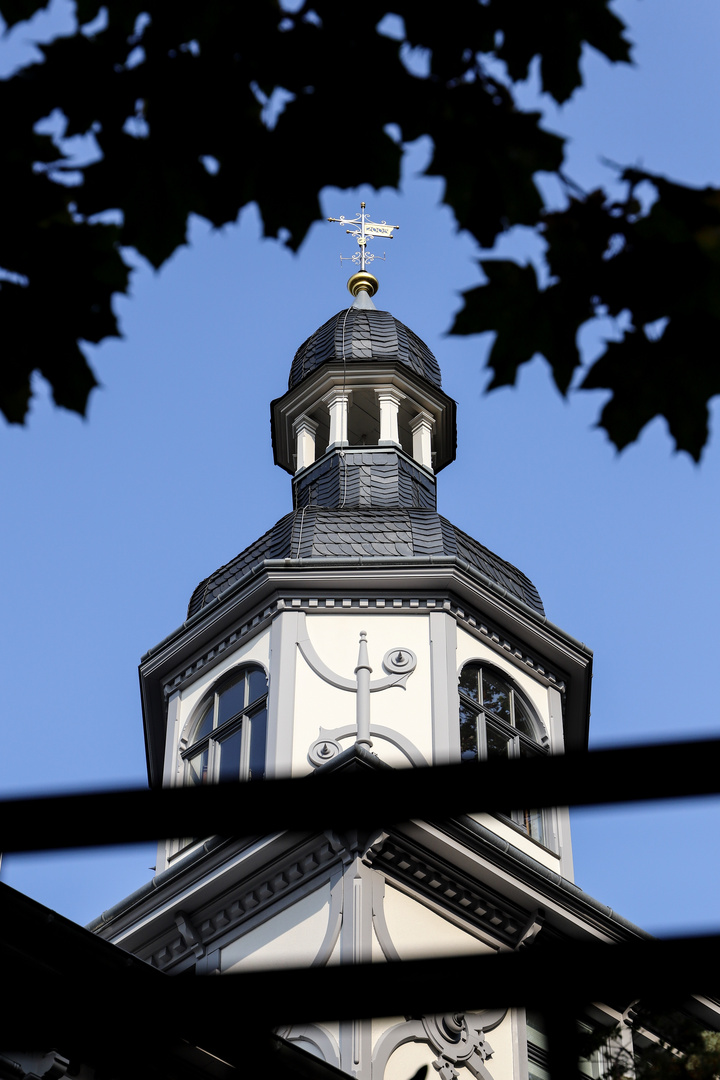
[375,386,405,446]
[339,857,374,1076]
[410,409,434,471]
[322,388,351,448]
[292,414,319,473]
[354,631,373,748]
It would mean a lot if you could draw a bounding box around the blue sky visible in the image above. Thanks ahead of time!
[1,0,719,935]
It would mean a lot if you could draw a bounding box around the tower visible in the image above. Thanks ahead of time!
[89,210,649,1080]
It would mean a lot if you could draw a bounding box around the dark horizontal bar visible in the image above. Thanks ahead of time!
[175,934,720,1024]
[6,932,720,1047]
[1,738,719,854]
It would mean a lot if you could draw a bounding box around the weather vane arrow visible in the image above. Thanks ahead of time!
[327,201,399,273]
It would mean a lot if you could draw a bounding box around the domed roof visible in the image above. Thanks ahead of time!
[187,509,544,619]
[289,308,442,390]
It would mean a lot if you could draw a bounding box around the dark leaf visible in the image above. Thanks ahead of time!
[0,0,714,455]
[0,0,50,30]
[75,0,105,25]
[452,260,584,394]
[489,0,632,103]
[400,0,495,79]
[543,189,623,287]
[424,80,564,248]
[40,343,99,416]
[582,321,720,461]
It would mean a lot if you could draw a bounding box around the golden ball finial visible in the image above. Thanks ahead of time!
[347,271,379,298]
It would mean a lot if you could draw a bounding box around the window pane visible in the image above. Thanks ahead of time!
[481,671,511,724]
[247,668,267,707]
[187,746,209,785]
[521,808,544,844]
[459,700,478,760]
[217,727,243,783]
[217,674,246,726]
[193,701,214,742]
[518,739,542,760]
[459,665,480,702]
[514,698,535,739]
[249,706,267,780]
[486,722,512,760]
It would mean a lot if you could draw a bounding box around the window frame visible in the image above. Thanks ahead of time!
[180,663,268,786]
[458,660,549,844]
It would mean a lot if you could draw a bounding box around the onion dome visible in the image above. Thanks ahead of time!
[272,289,456,481]
[289,305,442,391]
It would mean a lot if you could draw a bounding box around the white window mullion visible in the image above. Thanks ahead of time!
[477,711,488,758]
[207,738,218,781]
[239,716,251,780]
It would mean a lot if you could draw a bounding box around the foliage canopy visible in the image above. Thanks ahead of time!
[1,0,718,458]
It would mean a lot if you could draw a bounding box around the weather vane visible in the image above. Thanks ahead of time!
[327,202,399,297]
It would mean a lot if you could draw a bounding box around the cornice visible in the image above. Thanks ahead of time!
[366,832,542,951]
[143,556,589,684]
[140,558,592,786]
[160,592,567,701]
[119,832,342,971]
[411,816,650,944]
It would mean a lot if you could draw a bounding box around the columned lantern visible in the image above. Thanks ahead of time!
[271,276,456,510]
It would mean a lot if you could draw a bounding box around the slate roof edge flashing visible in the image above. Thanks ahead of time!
[87,755,384,932]
[140,554,591,665]
[86,833,232,932]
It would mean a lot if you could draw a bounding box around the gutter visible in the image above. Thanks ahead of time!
[142,555,593,664]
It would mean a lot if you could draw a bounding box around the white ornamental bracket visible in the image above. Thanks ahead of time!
[297,620,417,753]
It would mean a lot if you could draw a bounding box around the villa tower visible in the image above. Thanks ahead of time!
[90,211,645,1080]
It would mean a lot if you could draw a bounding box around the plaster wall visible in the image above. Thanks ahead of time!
[220,880,333,972]
[382,882,495,960]
[223,867,515,1080]
[292,613,434,773]
[381,1038,436,1080]
[368,883,511,1080]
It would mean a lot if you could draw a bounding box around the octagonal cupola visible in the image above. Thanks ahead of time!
[271,277,457,512]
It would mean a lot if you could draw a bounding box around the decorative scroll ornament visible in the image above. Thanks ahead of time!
[422,1011,505,1080]
[327,201,399,272]
[308,736,343,767]
[297,620,416,755]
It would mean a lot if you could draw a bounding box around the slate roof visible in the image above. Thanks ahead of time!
[187,509,544,619]
[293,449,437,511]
[289,308,442,390]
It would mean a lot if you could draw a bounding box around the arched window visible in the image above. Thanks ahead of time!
[183,665,268,785]
[458,661,547,844]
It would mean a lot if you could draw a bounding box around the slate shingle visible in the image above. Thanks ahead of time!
[187,508,544,619]
[289,309,442,389]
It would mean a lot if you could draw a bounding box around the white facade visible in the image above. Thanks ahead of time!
[156,603,575,881]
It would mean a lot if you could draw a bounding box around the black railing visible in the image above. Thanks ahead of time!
[2,738,719,1079]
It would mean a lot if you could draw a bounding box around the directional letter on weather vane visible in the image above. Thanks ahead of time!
[327,202,399,272]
